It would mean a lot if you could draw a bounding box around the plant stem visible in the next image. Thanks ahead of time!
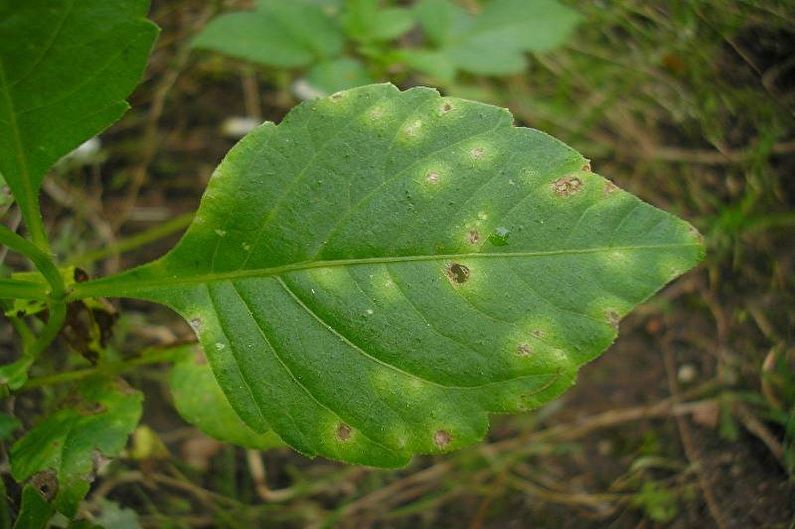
[28,301,66,358]
[0,278,48,300]
[21,342,195,390]
[0,224,65,300]
[67,211,193,267]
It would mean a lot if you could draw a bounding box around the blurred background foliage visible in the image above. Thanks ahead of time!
[1,0,793,527]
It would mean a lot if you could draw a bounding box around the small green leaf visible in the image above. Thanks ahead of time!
[193,0,343,68]
[400,50,457,83]
[342,0,414,43]
[10,378,142,518]
[0,358,35,391]
[306,57,373,96]
[413,0,581,76]
[0,0,158,241]
[170,348,283,451]
[0,412,21,441]
[412,0,466,47]
[73,84,703,467]
[12,486,54,529]
[94,500,140,529]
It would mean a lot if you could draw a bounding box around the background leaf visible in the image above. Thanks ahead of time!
[73,84,703,467]
[170,347,284,451]
[0,0,158,239]
[305,57,374,95]
[414,0,581,76]
[342,0,414,43]
[193,0,344,68]
[0,412,21,441]
[10,378,143,517]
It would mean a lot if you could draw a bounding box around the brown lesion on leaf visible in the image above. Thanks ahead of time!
[445,263,470,284]
[330,91,345,102]
[688,225,704,244]
[77,401,107,416]
[467,230,481,245]
[426,171,440,184]
[31,470,59,501]
[531,329,545,339]
[604,180,619,195]
[441,102,453,113]
[516,343,533,357]
[470,147,485,160]
[582,160,592,172]
[336,423,352,442]
[433,429,452,449]
[606,310,621,331]
[193,350,208,365]
[551,176,583,197]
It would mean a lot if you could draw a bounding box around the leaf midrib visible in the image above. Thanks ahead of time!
[69,243,699,301]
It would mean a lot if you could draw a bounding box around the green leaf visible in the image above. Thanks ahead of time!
[193,0,344,69]
[170,348,283,451]
[342,0,414,43]
[72,84,703,467]
[0,0,158,244]
[0,412,21,441]
[413,0,581,76]
[306,57,374,96]
[13,486,53,529]
[10,378,143,518]
[400,50,457,84]
[412,0,467,47]
[93,500,140,529]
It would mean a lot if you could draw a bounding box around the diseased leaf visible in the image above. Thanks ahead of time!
[10,378,142,517]
[13,486,53,529]
[72,84,704,467]
[0,0,158,237]
[413,0,581,76]
[170,348,283,451]
[193,0,344,68]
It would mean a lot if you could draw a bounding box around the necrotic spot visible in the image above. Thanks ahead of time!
[551,176,583,197]
[516,343,533,357]
[445,263,470,284]
[434,429,452,448]
[336,423,352,441]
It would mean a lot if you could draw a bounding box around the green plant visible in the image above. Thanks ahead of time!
[0,0,703,525]
[193,0,582,95]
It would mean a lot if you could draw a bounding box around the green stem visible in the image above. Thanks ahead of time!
[0,278,48,300]
[28,301,66,359]
[21,342,194,390]
[0,224,65,300]
[68,211,193,267]
[0,299,34,347]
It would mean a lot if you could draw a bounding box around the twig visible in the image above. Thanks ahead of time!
[245,449,296,502]
[111,7,214,230]
[42,177,119,273]
[663,344,729,529]
[733,400,787,469]
[67,211,193,268]
[21,342,194,390]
